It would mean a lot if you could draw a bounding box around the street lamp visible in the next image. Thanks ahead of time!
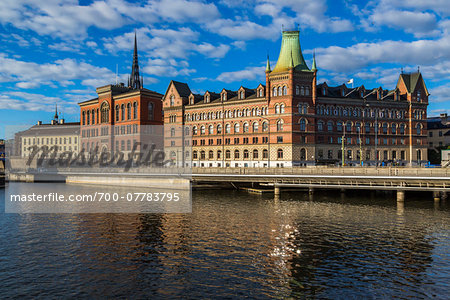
[365,103,378,168]
[408,100,413,167]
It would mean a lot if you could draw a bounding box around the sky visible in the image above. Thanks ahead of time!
[1,0,450,137]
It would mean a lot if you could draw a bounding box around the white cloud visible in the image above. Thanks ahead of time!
[314,35,450,72]
[142,58,195,77]
[429,84,450,103]
[216,66,265,83]
[0,54,116,88]
[0,91,78,113]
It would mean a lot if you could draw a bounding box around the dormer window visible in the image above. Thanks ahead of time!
[258,89,263,97]
[322,87,326,95]
[341,89,345,97]
[189,96,194,105]
[222,93,227,101]
[239,91,244,99]
[205,94,210,103]
[360,91,364,98]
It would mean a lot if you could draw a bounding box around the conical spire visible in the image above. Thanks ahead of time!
[129,31,142,89]
[265,54,271,73]
[53,103,59,121]
[272,30,309,73]
[312,51,317,71]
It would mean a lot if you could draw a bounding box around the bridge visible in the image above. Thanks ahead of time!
[5,166,450,202]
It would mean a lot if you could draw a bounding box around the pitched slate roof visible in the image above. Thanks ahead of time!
[172,81,191,97]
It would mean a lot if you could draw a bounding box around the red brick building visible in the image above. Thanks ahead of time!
[163,30,428,167]
[78,34,163,154]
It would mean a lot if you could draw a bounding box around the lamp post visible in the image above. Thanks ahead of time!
[365,103,378,168]
[408,101,413,167]
[341,123,345,167]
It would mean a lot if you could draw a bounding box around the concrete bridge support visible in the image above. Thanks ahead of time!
[397,190,405,202]
[274,186,280,196]
[440,191,447,201]
[433,191,441,202]
[309,188,314,195]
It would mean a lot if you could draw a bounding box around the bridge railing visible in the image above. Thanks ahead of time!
[191,167,450,177]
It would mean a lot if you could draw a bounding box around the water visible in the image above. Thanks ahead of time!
[1,182,449,299]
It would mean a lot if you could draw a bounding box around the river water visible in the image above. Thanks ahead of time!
[1,182,449,299]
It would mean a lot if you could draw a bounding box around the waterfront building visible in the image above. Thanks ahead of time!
[427,113,450,149]
[78,33,163,155]
[16,108,80,158]
[163,30,428,167]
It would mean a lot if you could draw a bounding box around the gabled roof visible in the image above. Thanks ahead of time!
[396,72,429,95]
[172,80,191,97]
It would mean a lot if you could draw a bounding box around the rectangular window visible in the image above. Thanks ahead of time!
[277,136,283,143]
[365,150,370,160]
[328,150,333,159]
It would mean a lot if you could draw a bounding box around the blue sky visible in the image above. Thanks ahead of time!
[1,0,450,137]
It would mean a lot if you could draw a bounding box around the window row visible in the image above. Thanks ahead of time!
[23,136,77,145]
[185,107,269,122]
[192,148,283,160]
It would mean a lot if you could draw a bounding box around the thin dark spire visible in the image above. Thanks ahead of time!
[129,31,142,89]
[54,103,58,121]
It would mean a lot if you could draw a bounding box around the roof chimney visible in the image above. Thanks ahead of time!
[37,121,42,125]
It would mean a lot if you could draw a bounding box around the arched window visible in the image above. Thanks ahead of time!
[100,102,109,123]
[317,120,324,131]
[346,121,352,133]
[275,104,280,114]
[243,149,249,159]
[170,95,175,106]
[391,123,397,134]
[262,121,268,132]
[200,151,205,160]
[296,85,300,95]
[87,110,90,125]
[193,126,198,135]
[82,111,86,125]
[234,123,240,133]
[253,122,259,132]
[226,150,231,159]
[278,86,282,96]
[303,105,308,114]
[208,125,213,134]
[200,125,205,135]
[133,102,138,119]
[234,150,240,159]
[193,151,198,159]
[327,121,333,132]
[273,87,277,97]
[305,86,310,96]
[127,103,131,120]
[92,109,95,124]
[365,123,370,133]
[170,127,175,137]
[337,121,343,132]
[120,104,125,121]
[217,124,222,134]
[148,102,154,120]
[185,127,190,136]
[299,119,306,131]
[416,124,422,135]
[243,122,249,133]
[209,150,214,159]
[283,86,287,95]
[253,149,258,159]
[217,150,222,159]
[115,105,119,122]
[400,124,406,134]
[277,119,283,131]
[240,91,244,99]
[382,123,388,134]
[263,149,268,159]
[259,89,263,97]
[280,104,285,113]
[277,148,283,159]
[225,124,231,133]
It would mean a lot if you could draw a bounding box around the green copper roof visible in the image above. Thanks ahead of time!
[312,52,317,71]
[272,31,310,73]
[265,55,271,73]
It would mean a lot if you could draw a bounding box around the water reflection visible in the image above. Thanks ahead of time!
[0,183,449,298]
